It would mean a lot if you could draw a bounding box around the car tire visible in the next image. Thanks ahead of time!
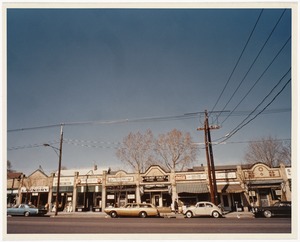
[185,211,193,218]
[263,210,272,218]
[139,211,147,218]
[110,211,118,218]
[212,211,220,218]
[24,211,30,217]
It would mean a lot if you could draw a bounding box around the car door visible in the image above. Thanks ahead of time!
[18,204,26,215]
[204,202,214,216]
[120,204,132,216]
[194,202,206,216]
[131,203,140,217]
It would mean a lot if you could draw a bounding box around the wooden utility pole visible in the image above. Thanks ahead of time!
[198,110,219,205]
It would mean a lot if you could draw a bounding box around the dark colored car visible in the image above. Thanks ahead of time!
[251,201,291,218]
[7,204,48,217]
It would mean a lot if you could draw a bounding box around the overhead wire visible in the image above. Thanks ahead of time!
[215,9,287,120]
[215,78,291,145]
[211,9,264,113]
[221,36,291,125]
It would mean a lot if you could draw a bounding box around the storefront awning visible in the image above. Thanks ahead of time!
[217,184,244,193]
[248,180,283,189]
[176,182,208,194]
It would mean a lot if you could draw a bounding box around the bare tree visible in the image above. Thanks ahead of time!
[116,129,154,173]
[154,129,197,171]
[279,140,291,166]
[7,160,14,173]
[244,136,291,167]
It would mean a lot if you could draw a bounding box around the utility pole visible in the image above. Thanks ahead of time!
[56,124,64,216]
[197,110,220,205]
[44,124,64,216]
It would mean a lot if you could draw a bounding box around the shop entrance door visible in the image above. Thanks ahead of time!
[260,194,269,207]
[154,195,160,207]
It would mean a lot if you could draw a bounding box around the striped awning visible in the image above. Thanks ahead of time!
[176,182,209,194]
[217,184,244,193]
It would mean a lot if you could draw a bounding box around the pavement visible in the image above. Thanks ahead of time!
[48,211,254,219]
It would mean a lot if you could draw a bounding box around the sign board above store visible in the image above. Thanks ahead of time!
[142,175,169,182]
[107,176,134,183]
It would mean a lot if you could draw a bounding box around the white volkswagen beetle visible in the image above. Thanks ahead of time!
[182,201,223,218]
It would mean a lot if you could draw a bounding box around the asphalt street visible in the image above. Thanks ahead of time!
[6,216,292,234]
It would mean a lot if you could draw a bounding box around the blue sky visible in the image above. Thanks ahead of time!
[6,7,292,175]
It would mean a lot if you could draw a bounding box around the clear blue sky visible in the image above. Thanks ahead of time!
[6,7,292,175]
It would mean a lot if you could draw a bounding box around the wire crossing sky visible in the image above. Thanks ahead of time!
[6,7,292,175]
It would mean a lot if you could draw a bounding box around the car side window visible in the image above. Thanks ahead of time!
[20,205,25,208]
[206,204,213,207]
[198,203,205,207]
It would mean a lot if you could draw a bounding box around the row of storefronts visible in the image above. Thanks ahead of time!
[7,163,292,212]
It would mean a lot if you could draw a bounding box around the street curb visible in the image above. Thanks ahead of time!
[47,211,254,219]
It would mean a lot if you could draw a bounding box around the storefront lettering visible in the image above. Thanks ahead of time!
[108,176,134,183]
[53,177,74,186]
[79,178,102,184]
[176,174,206,181]
[216,172,236,179]
[142,175,169,182]
[21,186,49,193]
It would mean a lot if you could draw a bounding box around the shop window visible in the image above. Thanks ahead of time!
[271,188,281,201]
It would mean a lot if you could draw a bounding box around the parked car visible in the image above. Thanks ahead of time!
[251,201,291,218]
[182,201,223,218]
[7,204,48,217]
[104,203,160,218]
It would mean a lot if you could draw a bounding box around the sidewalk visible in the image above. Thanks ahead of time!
[48,211,254,219]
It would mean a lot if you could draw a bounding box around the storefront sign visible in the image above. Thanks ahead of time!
[78,178,102,184]
[142,175,169,182]
[107,195,115,199]
[53,177,74,186]
[7,189,18,194]
[216,172,236,179]
[176,173,206,181]
[108,176,134,183]
[21,186,49,193]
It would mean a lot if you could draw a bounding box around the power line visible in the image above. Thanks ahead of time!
[226,69,290,135]
[216,9,287,119]
[211,9,264,113]
[221,36,291,125]
[194,138,291,146]
[216,78,291,144]
[8,141,60,151]
[7,107,290,134]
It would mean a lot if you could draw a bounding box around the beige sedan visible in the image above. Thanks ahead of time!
[104,203,160,218]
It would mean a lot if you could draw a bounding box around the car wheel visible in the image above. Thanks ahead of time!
[110,211,118,218]
[263,210,272,218]
[212,211,220,218]
[185,211,193,218]
[24,211,30,217]
[139,211,147,218]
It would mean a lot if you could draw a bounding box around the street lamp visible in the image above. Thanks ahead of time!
[44,124,64,216]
